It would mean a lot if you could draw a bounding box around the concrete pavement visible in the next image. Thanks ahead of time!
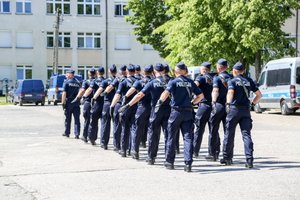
[0,105,299,200]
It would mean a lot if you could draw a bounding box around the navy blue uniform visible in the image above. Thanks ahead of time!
[81,78,95,139]
[209,71,232,158]
[142,75,171,161]
[100,76,116,147]
[111,76,126,151]
[135,74,143,80]
[117,76,137,155]
[88,77,105,142]
[222,75,258,162]
[131,76,152,156]
[193,73,213,156]
[165,75,202,166]
[63,78,81,137]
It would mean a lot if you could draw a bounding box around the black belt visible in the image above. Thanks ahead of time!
[171,106,193,111]
[231,105,250,109]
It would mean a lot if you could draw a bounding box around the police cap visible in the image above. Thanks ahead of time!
[144,64,153,73]
[201,61,211,69]
[163,64,170,73]
[110,64,117,73]
[217,58,228,66]
[66,69,75,74]
[89,68,96,74]
[120,65,127,72]
[127,64,136,72]
[98,66,105,73]
[176,62,187,70]
[154,63,164,72]
[135,65,141,71]
[233,62,244,70]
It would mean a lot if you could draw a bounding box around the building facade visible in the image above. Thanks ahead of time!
[0,0,164,91]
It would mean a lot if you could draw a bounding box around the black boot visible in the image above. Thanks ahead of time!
[184,165,192,172]
[220,158,232,165]
[164,162,174,170]
[245,159,253,168]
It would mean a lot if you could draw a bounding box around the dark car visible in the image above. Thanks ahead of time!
[13,79,45,106]
[47,74,82,105]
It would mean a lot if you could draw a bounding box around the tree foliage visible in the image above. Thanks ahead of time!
[127,0,300,73]
[126,0,170,58]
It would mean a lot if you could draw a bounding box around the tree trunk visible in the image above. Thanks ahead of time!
[254,51,262,81]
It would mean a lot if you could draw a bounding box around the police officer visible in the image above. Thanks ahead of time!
[135,65,143,80]
[103,65,127,152]
[118,64,153,159]
[110,65,137,157]
[208,58,232,161]
[92,65,117,150]
[163,63,180,154]
[221,62,262,168]
[119,63,171,165]
[61,69,81,138]
[193,62,214,158]
[83,67,106,145]
[157,62,203,172]
[73,68,96,142]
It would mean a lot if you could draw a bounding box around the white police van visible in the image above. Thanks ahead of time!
[254,57,300,115]
[187,66,201,80]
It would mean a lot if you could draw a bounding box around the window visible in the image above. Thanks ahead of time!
[16,65,32,80]
[258,71,266,86]
[46,0,70,15]
[78,66,96,80]
[16,0,31,14]
[0,0,10,13]
[0,31,12,48]
[78,0,100,15]
[47,66,71,79]
[47,32,71,48]
[143,44,154,50]
[77,32,101,48]
[114,34,131,50]
[266,69,291,87]
[16,31,33,48]
[114,2,128,16]
[277,68,291,85]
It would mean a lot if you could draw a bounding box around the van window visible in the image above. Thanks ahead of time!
[297,67,300,76]
[258,71,266,86]
[267,70,277,87]
[277,68,291,85]
[267,68,291,87]
[296,67,300,84]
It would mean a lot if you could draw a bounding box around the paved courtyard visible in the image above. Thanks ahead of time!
[0,105,299,200]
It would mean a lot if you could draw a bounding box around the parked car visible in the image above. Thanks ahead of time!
[254,57,300,115]
[47,74,82,105]
[13,79,45,106]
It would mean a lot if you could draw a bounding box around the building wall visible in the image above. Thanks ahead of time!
[0,0,164,87]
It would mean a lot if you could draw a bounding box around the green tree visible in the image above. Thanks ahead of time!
[126,0,170,58]
[128,0,300,78]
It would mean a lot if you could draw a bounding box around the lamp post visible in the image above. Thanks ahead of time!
[53,8,62,75]
[105,0,108,77]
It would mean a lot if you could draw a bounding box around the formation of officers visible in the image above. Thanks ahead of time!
[61,58,262,172]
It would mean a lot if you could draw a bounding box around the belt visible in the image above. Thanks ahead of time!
[171,106,193,111]
[231,105,250,109]
[200,102,212,106]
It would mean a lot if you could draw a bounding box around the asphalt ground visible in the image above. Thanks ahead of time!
[0,104,299,200]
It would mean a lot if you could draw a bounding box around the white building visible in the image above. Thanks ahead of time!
[0,0,164,93]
